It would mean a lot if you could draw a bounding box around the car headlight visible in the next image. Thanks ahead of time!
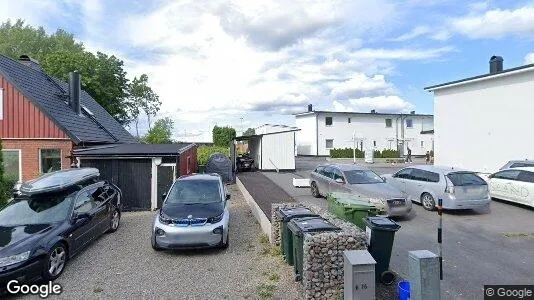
[368,198,386,205]
[208,213,224,224]
[0,251,31,268]
[159,213,172,225]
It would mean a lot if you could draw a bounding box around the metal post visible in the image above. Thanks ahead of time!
[437,198,443,280]
[353,130,356,164]
[408,250,441,300]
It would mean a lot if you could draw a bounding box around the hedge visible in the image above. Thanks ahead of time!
[197,145,230,165]
[329,148,399,159]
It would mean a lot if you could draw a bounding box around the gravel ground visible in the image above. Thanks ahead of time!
[17,185,301,300]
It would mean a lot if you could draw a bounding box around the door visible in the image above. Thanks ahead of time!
[329,167,349,193]
[517,171,534,207]
[390,168,413,195]
[157,165,175,208]
[70,188,103,253]
[317,166,334,193]
[406,169,429,202]
[489,170,521,202]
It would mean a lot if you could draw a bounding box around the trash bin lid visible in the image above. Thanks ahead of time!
[276,207,318,221]
[289,217,340,236]
[364,216,401,231]
[329,192,376,208]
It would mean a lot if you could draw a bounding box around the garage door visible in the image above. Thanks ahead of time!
[80,159,152,211]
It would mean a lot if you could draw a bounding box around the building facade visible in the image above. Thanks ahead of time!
[425,56,534,173]
[295,109,434,156]
[0,54,136,182]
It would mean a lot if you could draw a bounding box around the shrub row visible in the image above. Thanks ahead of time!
[329,148,400,158]
[197,145,230,165]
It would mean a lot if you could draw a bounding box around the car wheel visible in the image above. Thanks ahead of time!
[151,233,162,251]
[43,243,67,281]
[311,182,320,198]
[107,208,121,233]
[421,193,436,211]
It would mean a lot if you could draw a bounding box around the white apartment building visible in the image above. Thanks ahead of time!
[425,56,534,173]
[295,107,434,156]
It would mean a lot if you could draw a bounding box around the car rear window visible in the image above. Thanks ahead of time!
[447,172,486,186]
[509,162,534,168]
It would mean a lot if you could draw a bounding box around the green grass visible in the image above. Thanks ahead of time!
[259,234,269,244]
[256,283,276,299]
[268,273,280,281]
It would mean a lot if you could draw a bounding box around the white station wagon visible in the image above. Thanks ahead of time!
[488,167,534,208]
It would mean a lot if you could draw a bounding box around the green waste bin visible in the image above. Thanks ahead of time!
[275,207,318,266]
[363,216,401,285]
[287,217,341,281]
[327,192,380,229]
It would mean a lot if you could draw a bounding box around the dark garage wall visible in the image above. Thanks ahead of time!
[80,158,152,211]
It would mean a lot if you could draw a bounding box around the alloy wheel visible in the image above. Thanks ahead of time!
[111,210,120,230]
[422,194,435,211]
[49,246,66,277]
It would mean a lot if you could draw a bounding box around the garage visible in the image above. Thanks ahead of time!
[234,129,299,171]
[73,143,197,211]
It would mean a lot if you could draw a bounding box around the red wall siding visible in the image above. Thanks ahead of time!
[178,146,198,176]
[0,75,68,139]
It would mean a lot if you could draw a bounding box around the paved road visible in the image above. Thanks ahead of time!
[265,157,534,300]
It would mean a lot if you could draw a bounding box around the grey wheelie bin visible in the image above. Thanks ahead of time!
[363,216,401,285]
[275,207,318,265]
[287,217,341,281]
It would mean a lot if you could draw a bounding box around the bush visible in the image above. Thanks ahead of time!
[0,176,17,207]
[329,148,399,159]
[197,145,230,165]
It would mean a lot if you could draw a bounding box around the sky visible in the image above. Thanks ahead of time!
[1,0,534,142]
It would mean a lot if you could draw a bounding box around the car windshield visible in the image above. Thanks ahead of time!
[344,169,384,184]
[0,193,74,226]
[447,172,487,186]
[166,180,222,204]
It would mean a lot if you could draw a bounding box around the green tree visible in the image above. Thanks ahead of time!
[128,74,161,136]
[142,117,174,144]
[0,19,138,125]
[212,126,236,147]
[243,128,255,136]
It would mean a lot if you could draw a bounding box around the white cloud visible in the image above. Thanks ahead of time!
[390,26,432,41]
[526,53,534,64]
[452,6,534,39]
[0,0,62,29]
[330,74,393,99]
[333,96,414,113]
[350,47,454,60]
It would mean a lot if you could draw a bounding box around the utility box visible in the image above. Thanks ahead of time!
[344,250,376,300]
[409,250,441,300]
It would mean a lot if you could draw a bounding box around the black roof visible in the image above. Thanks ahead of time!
[420,129,434,134]
[424,63,534,91]
[0,54,137,145]
[73,143,195,157]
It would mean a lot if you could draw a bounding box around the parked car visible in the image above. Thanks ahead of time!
[499,160,534,170]
[0,168,121,287]
[382,165,490,211]
[151,173,230,250]
[309,164,412,217]
[487,167,534,208]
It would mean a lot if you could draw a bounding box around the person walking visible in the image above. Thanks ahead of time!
[407,146,412,163]
[425,151,430,164]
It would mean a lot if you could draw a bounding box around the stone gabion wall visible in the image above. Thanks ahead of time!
[271,202,307,246]
[271,202,366,300]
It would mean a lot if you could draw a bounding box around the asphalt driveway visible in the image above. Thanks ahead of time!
[265,157,534,300]
[17,185,300,300]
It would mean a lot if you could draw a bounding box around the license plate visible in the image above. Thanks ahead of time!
[389,200,405,207]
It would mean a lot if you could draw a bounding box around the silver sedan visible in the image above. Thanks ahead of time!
[309,164,412,217]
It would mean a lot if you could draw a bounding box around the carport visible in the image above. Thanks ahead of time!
[234,129,299,171]
[73,143,197,211]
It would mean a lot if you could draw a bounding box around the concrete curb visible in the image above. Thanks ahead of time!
[236,177,272,242]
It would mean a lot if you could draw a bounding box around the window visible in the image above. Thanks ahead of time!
[325,116,333,126]
[332,168,344,182]
[167,180,222,204]
[40,149,61,174]
[348,118,351,123]
[314,166,325,174]
[373,141,376,147]
[322,166,334,179]
[344,169,384,184]
[74,190,98,214]
[406,119,413,128]
[447,172,486,186]
[421,141,424,147]
[325,139,334,149]
[492,170,521,180]
[2,150,21,181]
[410,169,440,182]
[517,171,534,183]
[509,162,534,169]
[0,88,3,119]
[394,168,413,179]
[385,119,392,128]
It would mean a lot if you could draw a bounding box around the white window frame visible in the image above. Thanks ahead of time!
[0,88,4,120]
[325,139,334,149]
[39,148,62,174]
[2,149,22,182]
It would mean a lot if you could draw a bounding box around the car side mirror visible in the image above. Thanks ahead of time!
[335,178,344,184]
[226,194,231,200]
[161,192,167,201]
